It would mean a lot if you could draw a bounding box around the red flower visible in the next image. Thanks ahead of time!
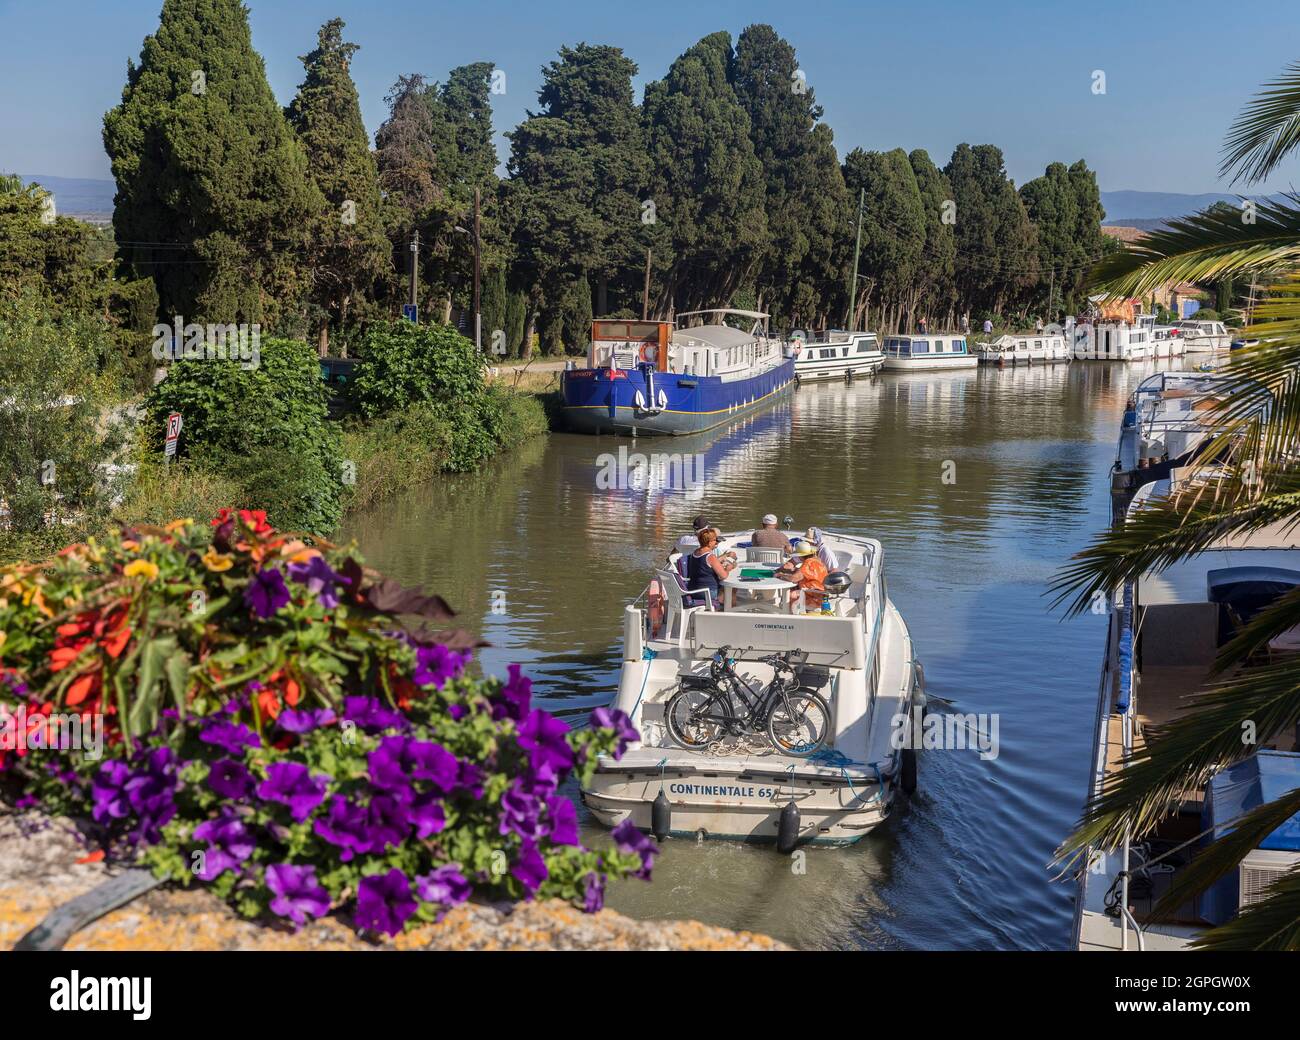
[239,509,273,536]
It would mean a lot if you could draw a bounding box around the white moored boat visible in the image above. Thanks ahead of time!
[1075,471,1300,951]
[1071,315,1161,361]
[882,332,978,371]
[581,525,923,846]
[792,330,884,382]
[975,330,1071,366]
[1174,318,1232,354]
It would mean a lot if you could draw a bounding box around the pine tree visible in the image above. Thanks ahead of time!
[909,149,957,326]
[287,18,391,355]
[103,0,322,327]
[842,148,925,333]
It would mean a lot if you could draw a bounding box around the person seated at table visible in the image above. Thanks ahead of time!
[685,528,735,609]
[775,540,829,609]
[676,515,726,556]
[751,513,794,554]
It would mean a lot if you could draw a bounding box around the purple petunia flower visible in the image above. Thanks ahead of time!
[491,663,532,722]
[313,796,370,861]
[456,760,485,799]
[207,758,254,800]
[517,708,574,779]
[545,794,580,847]
[582,872,605,913]
[498,778,542,840]
[256,762,328,821]
[244,565,291,619]
[125,747,178,843]
[342,696,407,734]
[277,706,337,734]
[354,869,417,937]
[405,792,447,839]
[199,719,260,756]
[287,556,351,610]
[612,818,658,880]
[192,811,256,880]
[590,706,640,759]
[412,643,470,690]
[266,863,331,927]
[415,864,472,907]
[368,736,458,794]
[91,760,132,824]
[511,839,548,896]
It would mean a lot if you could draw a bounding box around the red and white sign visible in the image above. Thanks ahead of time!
[164,411,183,457]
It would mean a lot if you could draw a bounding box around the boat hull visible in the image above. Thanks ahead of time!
[582,759,897,845]
[561,360,795,436]
[883,356,978,371]
[794,355,884,382]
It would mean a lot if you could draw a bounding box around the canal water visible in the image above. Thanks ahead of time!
[343,359,1186,950]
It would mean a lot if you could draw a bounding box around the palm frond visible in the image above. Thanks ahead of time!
[1192,864,1300,950]
[1090,196,1300,298]
[1057,657,1300,863]
[1215,584,1300,672]
[1050,475,1300,617]
[1221,61,1300,186]
[1150,787,1300,919]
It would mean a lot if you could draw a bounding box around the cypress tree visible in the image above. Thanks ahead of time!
[103,0,322,327]
[286,18,391,355]
[642,31,768,314]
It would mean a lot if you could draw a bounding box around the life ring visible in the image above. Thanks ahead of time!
[639,343,658,364]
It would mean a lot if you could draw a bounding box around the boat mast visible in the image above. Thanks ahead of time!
[846,188,865,332]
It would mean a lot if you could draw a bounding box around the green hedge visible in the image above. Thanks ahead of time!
[144,337,344,534]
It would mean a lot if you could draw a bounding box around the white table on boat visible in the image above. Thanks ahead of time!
[720,573,796,612]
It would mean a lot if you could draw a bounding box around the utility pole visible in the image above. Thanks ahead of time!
[408,228,420,313]
[642,247,652,320]
[472,186,482,351]
[847,188,865,330]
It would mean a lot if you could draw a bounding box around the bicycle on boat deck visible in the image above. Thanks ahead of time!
[664,645,832,757]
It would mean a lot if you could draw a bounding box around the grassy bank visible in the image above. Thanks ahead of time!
[339,386,548,515]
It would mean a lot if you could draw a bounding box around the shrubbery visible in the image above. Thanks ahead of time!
[145,338,344,534]
[0,512,652,934]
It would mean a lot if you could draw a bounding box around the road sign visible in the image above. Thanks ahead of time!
[164,411,182,458]
[402,304,418,324]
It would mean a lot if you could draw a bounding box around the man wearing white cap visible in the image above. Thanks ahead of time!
[751,514,794,553]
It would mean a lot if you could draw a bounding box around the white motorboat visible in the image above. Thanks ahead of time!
[581,525,923,846]
[792,330,884,382]
[975,331,1071,365]
[1071,317,1156,361]
[882,332,978,371]
[1074,470,1300,951]
[1175,318,1232,354]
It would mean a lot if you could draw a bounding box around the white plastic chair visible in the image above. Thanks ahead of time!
[655,568,714,648]
[746,547,782,565]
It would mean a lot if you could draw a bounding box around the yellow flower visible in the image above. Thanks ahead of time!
[165,518,194,533]
[0,630,6,651]
[123,559,160,581]
[202,548,234,573]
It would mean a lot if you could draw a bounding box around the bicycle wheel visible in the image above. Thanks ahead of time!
[665,686,729,749]
[766,689,832,756]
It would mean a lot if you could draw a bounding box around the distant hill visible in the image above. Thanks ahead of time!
[18,175,114,222]
[1100,189,1287,225]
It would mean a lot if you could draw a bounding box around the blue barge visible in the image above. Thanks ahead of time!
[561,310,795,436]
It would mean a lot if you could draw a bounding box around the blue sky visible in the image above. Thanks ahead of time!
[3,0,1299,194]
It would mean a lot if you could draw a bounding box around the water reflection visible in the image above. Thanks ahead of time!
[343,359,1188,949]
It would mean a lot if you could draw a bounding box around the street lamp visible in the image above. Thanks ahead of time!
[454,186,482,352]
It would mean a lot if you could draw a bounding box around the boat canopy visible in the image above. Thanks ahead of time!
[1208,752,1300,851]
